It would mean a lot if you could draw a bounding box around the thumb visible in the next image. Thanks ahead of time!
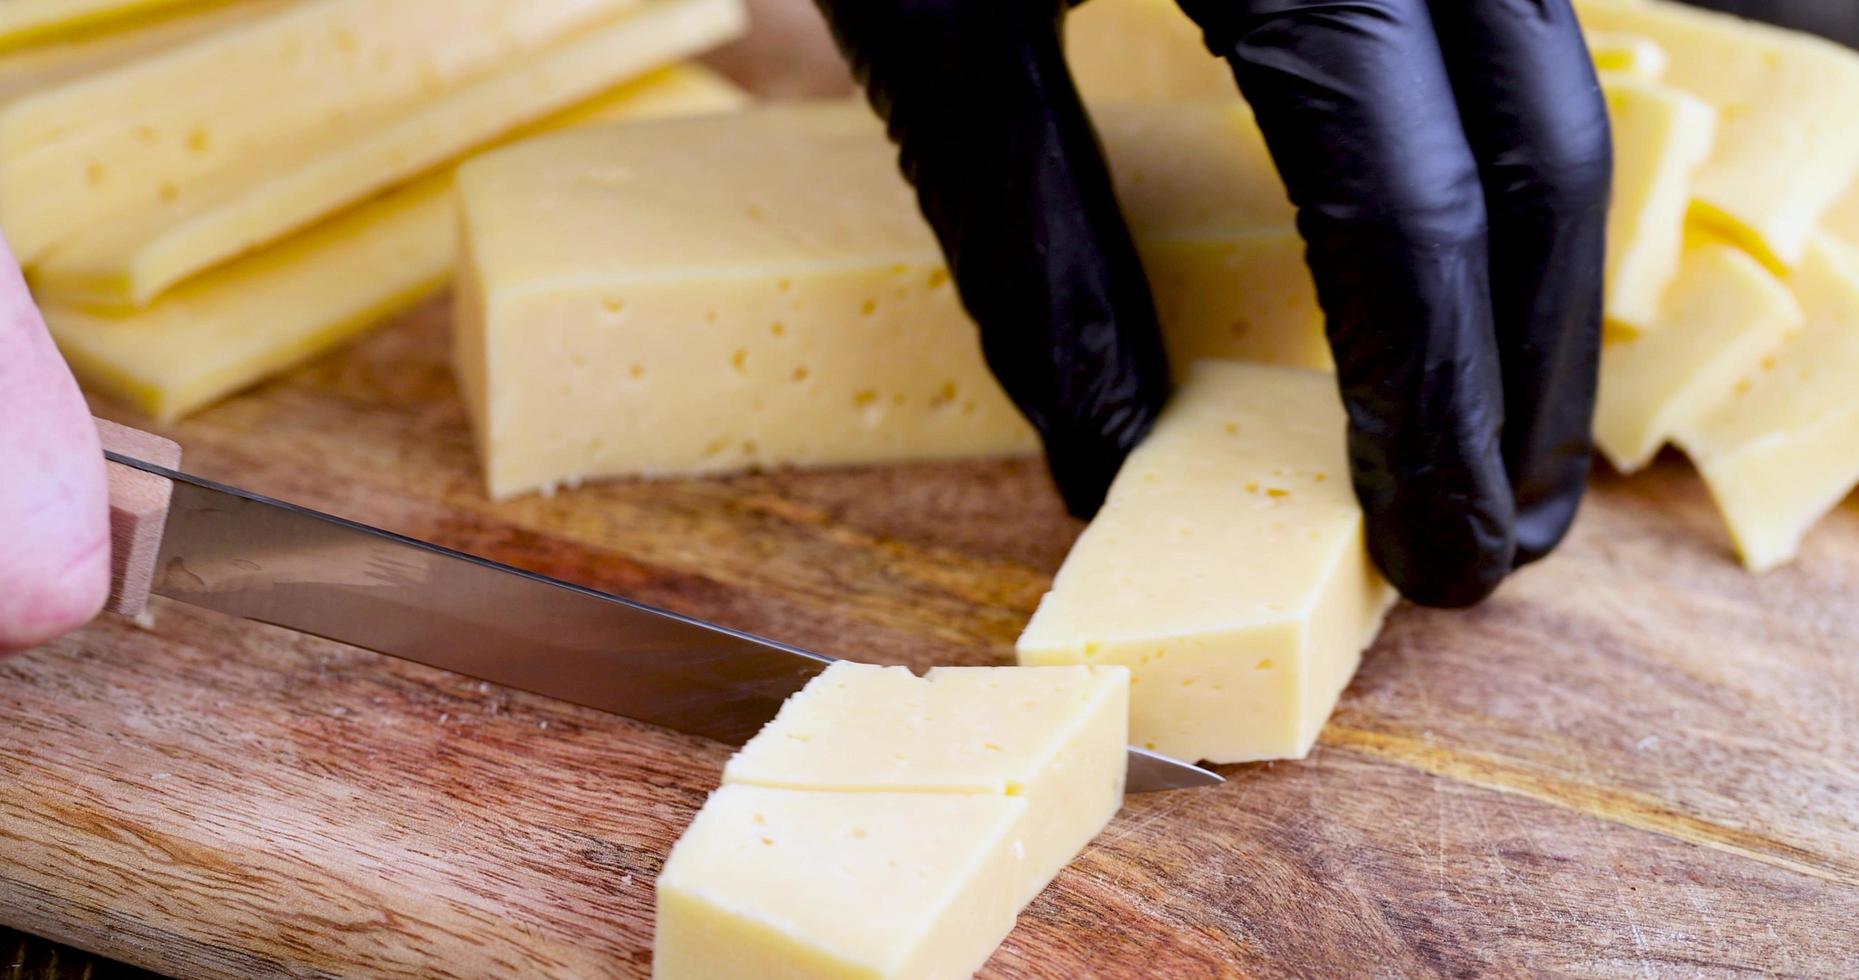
[0,235,109,654]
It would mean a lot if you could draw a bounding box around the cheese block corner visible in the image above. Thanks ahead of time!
[1016,360,1396,764]
[654,785,1026,980]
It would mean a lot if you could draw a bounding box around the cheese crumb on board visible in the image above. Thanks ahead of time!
[1594,237,1803,473]
[1599,75,1716,333]
[1017,360,1396,765]
[28,0,746,311]
[0,0,642,264]
[44,64,749,422]
[724,662,1128,904]
[656,786,1027,980]
[1677,235,1859,571]
[1576,0,1859,270]
[454,101,1320,499]
[656,662,1130,979]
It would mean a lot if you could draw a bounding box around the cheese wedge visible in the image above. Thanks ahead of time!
[0,0,641,263]
[1600,75,1715,332]
[0,0,294,103]
[1594,237,1803,473]
[655,786,1027,980]
[1587,31,1669,79]
[1017,360,1397,764]
[1064,0,1234,103]
[723,662,1127,905]
[1677,236,1859,571]
[454,101,1319,498]
[1576,0,1859,269]
[30,0,745,311]
[44,65,748,421]
[0,0,203,49]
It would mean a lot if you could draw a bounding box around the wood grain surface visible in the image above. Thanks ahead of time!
[1,297,1856,978]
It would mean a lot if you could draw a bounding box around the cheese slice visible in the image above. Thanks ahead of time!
[1587,31,1669,79]
[1017,360,1397,764]
[723,662,1127,905]
[30,0,745,311]
[454,101,1319,498]
[655,786,1026,980]
[0,0,641,263]
[1576,0,1859,270]
[44,65,748,421]
[1827,178,1859,246]
[1600,75,1715,332]
[1676,236,1859,571]
[1064,0,1234,103]
[0,0,295,103]
[1594,236,1803,473]
[0,0,203,49]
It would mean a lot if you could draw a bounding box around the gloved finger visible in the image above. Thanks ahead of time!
[1429,0,1610,568]
[1179,0,1516,606]
[0,234,110,654]
[811,0,1172,517]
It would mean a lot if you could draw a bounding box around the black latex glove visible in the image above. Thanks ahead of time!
[811,0,1610,608]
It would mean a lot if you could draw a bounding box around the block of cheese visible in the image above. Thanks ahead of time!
[30,0,745,311]
[45,65,748,421]
[1064,0,1234,103]
[455,101,1319,498]
[1587,31,1669,79]
[1017,360,1397,764]
[723,661,1127,904]
[1577,0,1859,269]
[1600,75,1715,332]
[655,786,1027,980]
[1593,237,1803,473]
[1676,236,1859,571]
[0,0,640,263]
[0,0,202,49]
[0,0,294,103]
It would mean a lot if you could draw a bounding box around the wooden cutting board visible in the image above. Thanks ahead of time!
[2,297,1856,978]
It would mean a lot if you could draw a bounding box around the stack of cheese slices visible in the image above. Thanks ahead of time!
[2,0,753,421]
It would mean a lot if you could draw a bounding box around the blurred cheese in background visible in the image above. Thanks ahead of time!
[0,0,204,49]
[44,64,748,422]
[1677,236,1859,571]
[29,0,745,310]
[1595,237,1802,473]
[0,0,650,263]
[1577,0,1859,270]
[1587,29,1672,78]
[1017,361,1396,764]
[1063,0,1234,104]
[0,0,293,100]
[1599,76,1715,332]
[453,101,1319,498]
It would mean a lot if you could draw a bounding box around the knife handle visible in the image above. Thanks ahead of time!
[95,418,181,618]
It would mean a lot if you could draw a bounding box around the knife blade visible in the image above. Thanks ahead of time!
[106,450,1222,793]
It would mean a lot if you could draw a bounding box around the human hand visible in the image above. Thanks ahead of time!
[0,235,109,653]
[810,0,1610,607]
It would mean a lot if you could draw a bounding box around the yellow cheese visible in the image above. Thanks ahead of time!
[1827,178,1859,245]
[0,0,203,49]
[723,662,1127,905]
[1600,75,1715,332]
[44,64,748,421]
[1017,360,1396,765]
[1577,0,1859,269]
[0,0,294,102]
[1593,237,1803,473]
[1063,0,1234,103]
[1587,31,1669,79]
[0,0,641,264]
[454,101,1319,498]
[655,786,1026,980]
[30,0,745,311]
[1676,236,1859,571]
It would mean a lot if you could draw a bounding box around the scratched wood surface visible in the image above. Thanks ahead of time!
[1,295,1855,978]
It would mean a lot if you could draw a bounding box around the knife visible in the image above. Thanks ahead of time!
[96,420,1221,793]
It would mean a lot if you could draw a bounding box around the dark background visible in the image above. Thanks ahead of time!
[6,0,1856,977]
